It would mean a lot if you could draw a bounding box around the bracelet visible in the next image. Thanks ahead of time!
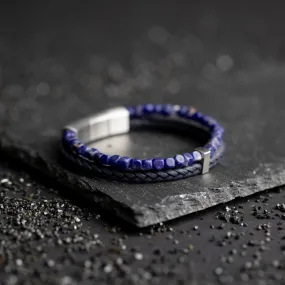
[60,104,225,183]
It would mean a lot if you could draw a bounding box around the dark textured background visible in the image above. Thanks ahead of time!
[1,1,285,284]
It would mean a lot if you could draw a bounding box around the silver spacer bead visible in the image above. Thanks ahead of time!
[194,147,211,174]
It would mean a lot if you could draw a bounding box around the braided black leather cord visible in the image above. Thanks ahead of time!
[59,143,225,183]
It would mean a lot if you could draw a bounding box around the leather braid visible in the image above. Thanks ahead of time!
[59,143,224,183]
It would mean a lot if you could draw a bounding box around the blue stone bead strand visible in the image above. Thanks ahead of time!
[127,103,176,118]
[127,103,224,160]
[62,104,224,171]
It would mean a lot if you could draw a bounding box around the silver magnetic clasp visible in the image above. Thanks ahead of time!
[194,147,211,174]
[65,107,130,143]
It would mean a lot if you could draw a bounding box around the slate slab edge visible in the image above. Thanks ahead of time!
[1,134,285,227]
[132,163,285,226]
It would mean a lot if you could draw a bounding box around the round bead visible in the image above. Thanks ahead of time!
[153,158,165,170]
[93,152,103,162]
[189,111,201,121]
[192,151,202,161]
[212,130,223,140]
[165,158,175,169]
[143,103,155,114]
[177,105,188,117]
[72,141,83,152]
[117,157,131,170]
[211,137,220,149]
[63,129,76,140]
[77,144,88,156]
[130,159,143,170]
[135,105,144,117]
[208,118,218,130]
[86,148,98,161]
[66,138,78,146]
[69,138,79,146]
[142,159,153,170]
[127,106,136,117]
[200,115,210,126]
[154,104,163,113]
[109,155,121,167]
[161,104,174,116]
[174,154,186,167]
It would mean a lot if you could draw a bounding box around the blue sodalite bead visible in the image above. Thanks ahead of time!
[192,151,202,161]
[153,158,165,170]
[99,154,110,166]
[63,129,69,137]
[184,107,196,118]
[213,130,224,142]
[214,135,222,143]
[135,105,144,117]
[109,155,121,167]
[190,111,202,122]
[99,154,110,165]
[66,138,78,146]
[219,127,225,135]
[130,158,143,170]
[72,140,83,151]
[117,156,131,170]
[161,104,174,116]
[63,129,76,141]
[165,157,175,169]
[142,159,153,170]
[177,105,188,118]
[154,104,163,113]
[200,115,210,127]
[204,143,213,150]
[86,148,98,161]
[77,144,88,156]
[211,137,220,149]
[183,153,194,165]
[93,152,103,163]
[207,117,218,130]
[214,125,224,133]
[199,114,206,124]
[127,106,136,118]
[143,103,155,114]
[211,129,221,138]
[174,154,186,167]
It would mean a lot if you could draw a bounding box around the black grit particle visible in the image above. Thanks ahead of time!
[0,162,285,285]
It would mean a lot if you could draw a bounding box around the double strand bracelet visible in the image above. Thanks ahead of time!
[60,104,225,183]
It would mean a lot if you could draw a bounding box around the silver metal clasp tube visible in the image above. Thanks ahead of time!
[65,107,130,143]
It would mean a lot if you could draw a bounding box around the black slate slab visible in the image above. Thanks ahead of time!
[1,1,285,227]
